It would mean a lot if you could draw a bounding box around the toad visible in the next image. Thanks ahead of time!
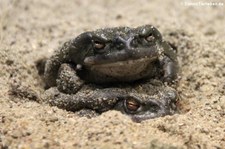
[43,80,178,122]
[44,25,178,94]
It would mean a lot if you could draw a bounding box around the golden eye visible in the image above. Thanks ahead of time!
[145,33,155,42]
[126,98,140,111]
[94,41,105,49]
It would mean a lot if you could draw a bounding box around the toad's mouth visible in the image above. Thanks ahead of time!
[84,57,154,78]
[83,47,159,78]
[83,46,159,66]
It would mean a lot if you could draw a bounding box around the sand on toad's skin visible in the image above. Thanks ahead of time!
[0,0,224,149]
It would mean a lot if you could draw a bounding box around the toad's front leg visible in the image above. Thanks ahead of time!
[56,63,84,94]
[160,41,179,83]
[43,87,120,112]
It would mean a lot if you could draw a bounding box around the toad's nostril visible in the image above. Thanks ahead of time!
[114,36,126,50]
[114,36,135,50]
[115,36,126,44]
[125,37,135,50]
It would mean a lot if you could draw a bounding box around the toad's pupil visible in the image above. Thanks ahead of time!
[126,99,140,111]
[94,42,105,49]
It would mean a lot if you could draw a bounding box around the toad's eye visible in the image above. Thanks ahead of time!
[93,41,106,54]
[94,41,105,49]
[125,98,140,112]
[145,33,155,42]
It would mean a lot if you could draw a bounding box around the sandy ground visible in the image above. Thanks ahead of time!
[0,0,225,148]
